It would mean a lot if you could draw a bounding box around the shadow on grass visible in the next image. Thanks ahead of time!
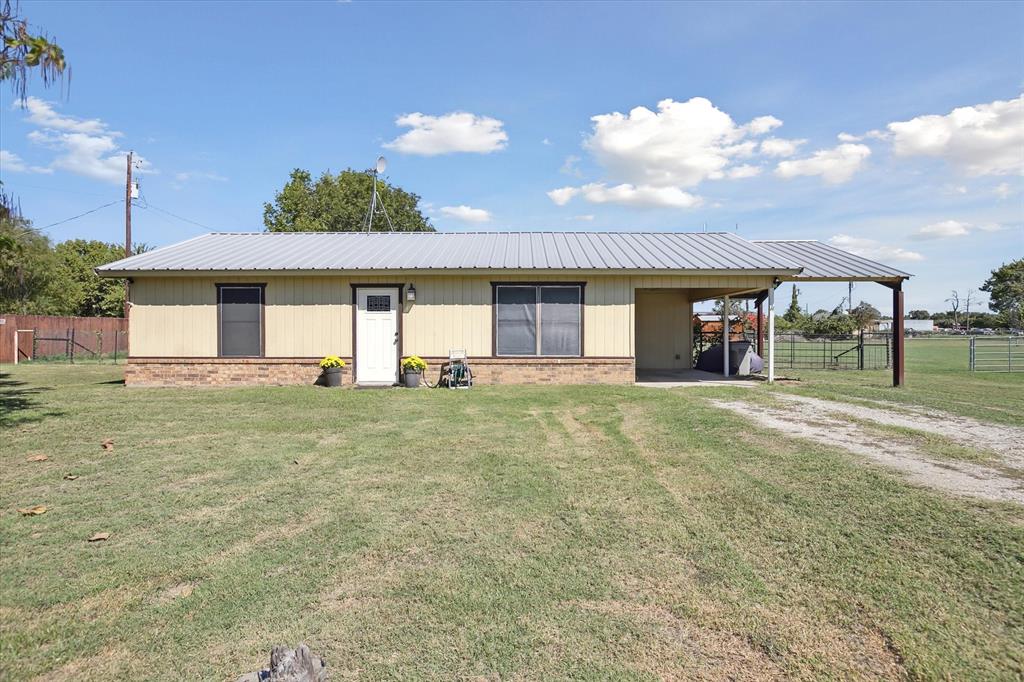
[0,373,63,429]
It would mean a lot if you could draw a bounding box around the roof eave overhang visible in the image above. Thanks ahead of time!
[98,267,804,279]
[778,274,911,283]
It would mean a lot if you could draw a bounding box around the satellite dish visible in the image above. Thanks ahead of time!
[375,156,387,174]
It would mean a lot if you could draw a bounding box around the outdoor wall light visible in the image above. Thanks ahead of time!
[407,284,416,302]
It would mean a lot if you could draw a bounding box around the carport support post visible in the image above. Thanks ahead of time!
[755,291,767,358]
[723,295,730,377]
[767,287,775,383]
[890,279,905,387]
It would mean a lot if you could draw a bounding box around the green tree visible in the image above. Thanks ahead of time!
[49,239,134,317]
[264,168,434,233]
[850,301,881,330]
[0,189,55,314]
[980,259,1023,328]
[907,309,930,319]
[1,0,68,104]
[784,284,803,323]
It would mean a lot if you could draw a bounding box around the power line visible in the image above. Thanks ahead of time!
[134,197,216,231]
[39,199,124,230]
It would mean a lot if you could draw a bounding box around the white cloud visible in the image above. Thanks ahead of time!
[439,204,493,223]
[837,132,862,143]
[759,137,806,157]
[560,154,583,177]
[19,99,154,183]
[384,112,508,156]
[886,94,1024,176]
[744,115,783,135]
[541,138,551,146]
[726,164,761,179]
[912,220,971,240]
[912,219,1006,240]
[23,97,108,134]
[568,214,595,221]
[994,182,1013,199]
[775,143,871,184]
[583,97,781,189]
[547,186,579,206]
[0,149,51,174]
[549,182,702,209]
[828,234,924,262]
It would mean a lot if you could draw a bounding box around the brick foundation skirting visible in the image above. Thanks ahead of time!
[125,358,347,387]
[419,356,635,385]
[125,356,635,386]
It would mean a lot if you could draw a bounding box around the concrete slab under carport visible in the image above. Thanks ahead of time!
[635,369,760,388]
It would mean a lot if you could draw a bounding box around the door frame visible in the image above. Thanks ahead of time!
[351,283,404,385]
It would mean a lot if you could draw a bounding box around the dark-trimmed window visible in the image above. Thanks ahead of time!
[494,284,582,356]
[218,285,264,357]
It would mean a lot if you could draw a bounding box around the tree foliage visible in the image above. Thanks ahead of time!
[1,190,137,316]
[1,0,68,104]
[981,259,1023,328]
[264,168,434,233]
[850,301,880,330]
[784,284,803,323]
[0,189,55,314]
[907,309,930,320]
[49,240,133,316]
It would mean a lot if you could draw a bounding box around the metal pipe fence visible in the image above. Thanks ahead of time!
[969,336,1023,372]
[694,330,892,370]
[771,332,891,370]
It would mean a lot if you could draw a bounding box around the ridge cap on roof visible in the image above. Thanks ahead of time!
[204,230,747,236]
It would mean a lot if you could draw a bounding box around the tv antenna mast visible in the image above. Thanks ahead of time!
[364,156,396,232]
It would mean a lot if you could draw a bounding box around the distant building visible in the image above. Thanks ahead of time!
[874,319,934,333]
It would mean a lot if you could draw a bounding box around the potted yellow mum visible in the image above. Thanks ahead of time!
[401,356,427,388]
[319,355,346,387]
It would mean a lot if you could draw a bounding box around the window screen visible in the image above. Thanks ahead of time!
[496,287,537,356]
[495,285,581,356]
[540,287,581,356]
[219,286,262,357]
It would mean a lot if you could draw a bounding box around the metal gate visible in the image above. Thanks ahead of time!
[969,336,1023,372]
[773,332,891,370]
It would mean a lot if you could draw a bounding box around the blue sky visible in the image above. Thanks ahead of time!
[1,0,1021,315]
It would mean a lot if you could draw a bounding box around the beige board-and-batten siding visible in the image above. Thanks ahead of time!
[127,273,772,383]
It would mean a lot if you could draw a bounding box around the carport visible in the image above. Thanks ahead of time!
[751,240,912,387]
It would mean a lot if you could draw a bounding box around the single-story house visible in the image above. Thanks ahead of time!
[95,232,911,387]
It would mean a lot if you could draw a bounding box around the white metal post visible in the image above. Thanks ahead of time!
[767,288,776,383]
[723,295,730,377]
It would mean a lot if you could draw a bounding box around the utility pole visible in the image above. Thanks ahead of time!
[124,151,133,318]
[848,282,853,314]
[125,150,133,257]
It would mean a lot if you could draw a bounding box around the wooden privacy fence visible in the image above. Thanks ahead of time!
[0,315,128,363]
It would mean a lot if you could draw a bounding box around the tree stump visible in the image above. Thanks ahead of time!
[236,644,328,682]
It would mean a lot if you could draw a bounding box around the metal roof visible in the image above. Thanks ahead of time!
[96,231,805,274]
[752,240,911,281]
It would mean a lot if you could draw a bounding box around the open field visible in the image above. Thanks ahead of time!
[1,348,1022,680]
[772,337,1024,426]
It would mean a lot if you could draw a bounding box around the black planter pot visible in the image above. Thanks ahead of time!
[403,370,422,388]
[323,366,343,387]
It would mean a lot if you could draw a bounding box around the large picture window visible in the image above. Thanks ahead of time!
[494,284,583,356]
[218,285,264,357]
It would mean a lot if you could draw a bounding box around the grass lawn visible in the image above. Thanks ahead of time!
[772,337,1024,426]
[1,355,1022,680]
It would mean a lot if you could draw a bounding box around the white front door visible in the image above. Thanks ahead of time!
[355,287,399,384]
